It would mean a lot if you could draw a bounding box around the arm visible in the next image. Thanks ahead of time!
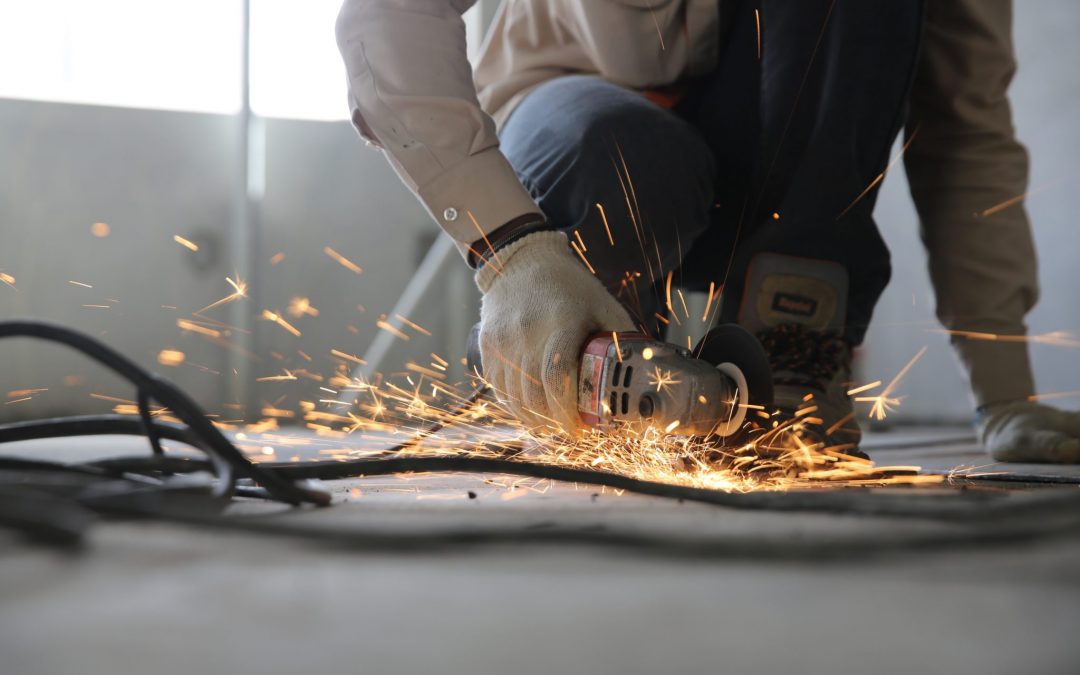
[335,0,544,263]
[335,0,630,433]
[903,0,1037,409]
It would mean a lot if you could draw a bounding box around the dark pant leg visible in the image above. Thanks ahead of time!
[498,76,717,331]
[680,0,924,344]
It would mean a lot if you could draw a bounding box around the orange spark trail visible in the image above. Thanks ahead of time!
[261,310,302,337]
[754,9,762,60]
[977,175,1070,217]
[596,203,615,246]
[174,234,199,252]
[836,126,920,221]
[324,246,363,274]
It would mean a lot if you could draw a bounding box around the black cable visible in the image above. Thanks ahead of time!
[0,320,329,506]
[6,446,1080,523]
[5,456,1080,559]
[136,388,166,459]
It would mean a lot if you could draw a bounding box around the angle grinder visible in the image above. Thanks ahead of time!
[467,323,773,437]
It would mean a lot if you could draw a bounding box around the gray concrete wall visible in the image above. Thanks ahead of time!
[0,100,241,419]
[0,101,446,421]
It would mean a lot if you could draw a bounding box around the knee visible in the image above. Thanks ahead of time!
[501,76,713,200]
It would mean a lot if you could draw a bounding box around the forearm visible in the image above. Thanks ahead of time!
[335,0,543,260]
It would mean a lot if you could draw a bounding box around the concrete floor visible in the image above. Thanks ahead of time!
[1,427,1079,674]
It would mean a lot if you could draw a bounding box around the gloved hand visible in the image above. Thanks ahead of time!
[475,230,634,433]
[977,400,1080,463]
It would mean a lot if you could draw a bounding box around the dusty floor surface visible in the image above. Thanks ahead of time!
[1,426,1078,674]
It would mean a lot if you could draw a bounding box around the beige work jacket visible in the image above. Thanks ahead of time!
[336,0,1038,408]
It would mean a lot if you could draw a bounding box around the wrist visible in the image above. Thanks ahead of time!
[475,230,572,294]
[468,214,553,269]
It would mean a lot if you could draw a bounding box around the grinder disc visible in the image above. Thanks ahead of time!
[694,324,774,408]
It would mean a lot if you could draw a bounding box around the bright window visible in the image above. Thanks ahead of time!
[0,0,242,113]
[250,0,485,121]
[0,0,487,120]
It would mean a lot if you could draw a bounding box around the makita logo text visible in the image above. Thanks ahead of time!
[771,292,817,317]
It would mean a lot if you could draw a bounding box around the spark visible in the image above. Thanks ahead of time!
[855,347,927,421]
[930,328,1080,349]
[573,229,588,252]
[376,317,410,341]
[649,366,682,394]
[976,174,1069,218]
[269,252,285,265]
[675,288,690,320]
[846,380,882,396]
[330,349,366,365]
[157,349,185,367]
[395,314,433,336]
[406,362,447,381]
[173,235,199,252]
[1029,391,1080,402]
[754,8,762,60]
[611,332,623,363]
[466,211,503,270]
[256,370,298,382]
[596,203,615,246]
[261,406,296,418]
[177,319,222,338]
[664,271,681,326]
[324,246,363,274]
[68,280,93,288]
[0,273,15,289]
[90,222,111,237]
[570,239,596,274]
[701,281,717,322]
[287,296,319,318]
[261,310,302,337]
[647,2,666,50]
[8,388,47,399]
[195,276,248,314]
[837,127,919,221]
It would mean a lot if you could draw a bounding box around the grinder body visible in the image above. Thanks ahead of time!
[578,333,749,437]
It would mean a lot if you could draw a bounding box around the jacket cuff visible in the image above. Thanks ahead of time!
[952,335,1036,409]
[475,231,569,294]
[416,147,543,260]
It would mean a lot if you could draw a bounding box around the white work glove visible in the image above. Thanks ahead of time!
[977,401,1080,463]
[475,231,634,433]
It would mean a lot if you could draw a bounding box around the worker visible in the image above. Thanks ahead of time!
[336,0,1080,462]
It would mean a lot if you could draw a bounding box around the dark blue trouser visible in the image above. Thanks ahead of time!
[499,0,923,344]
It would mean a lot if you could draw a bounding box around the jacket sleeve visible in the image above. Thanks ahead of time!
[335,0,543,259]
[904,0,1038,409]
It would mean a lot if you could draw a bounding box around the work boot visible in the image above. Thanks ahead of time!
[736,253,865,458]
[755,323,864,456]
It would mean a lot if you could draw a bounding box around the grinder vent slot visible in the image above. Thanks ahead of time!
[609,392,617,417]
[623,366,633,388]
[611,362,622,387]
